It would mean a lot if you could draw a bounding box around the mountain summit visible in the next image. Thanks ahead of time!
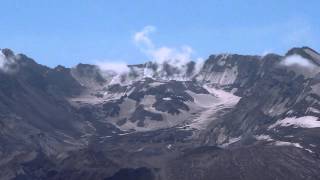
[0,47,320,180]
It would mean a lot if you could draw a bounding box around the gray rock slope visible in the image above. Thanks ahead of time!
[0,47,319,180]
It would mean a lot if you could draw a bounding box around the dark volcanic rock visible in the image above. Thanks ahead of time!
[1,47,320,180]
[104,167,155,180]
[130,105,163,127]
[165,145,320,180]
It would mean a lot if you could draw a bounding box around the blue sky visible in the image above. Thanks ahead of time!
[0,0,319,67]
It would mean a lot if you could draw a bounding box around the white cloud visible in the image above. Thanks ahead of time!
[133,25,156,49]
[93,26,204,82]
[133,25,202,72]
[95,61,129,74]
[281,54,320,77]
[0,50,17,73]
[282,55,315,68]
[95,26,156,76]
[0,51,6,69]
[150,45,193,66]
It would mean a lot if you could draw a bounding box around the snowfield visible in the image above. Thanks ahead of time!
[269,116,320,129]
[185,85,241,130]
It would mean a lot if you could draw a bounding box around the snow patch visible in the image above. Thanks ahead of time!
[220,136,242,147]
[187,91,219,108]
[255,134,273,141]
[162,97,172,101]
[149,81,165,87]
[185,85,241,130]
[140,95,157,111]
[256,135,314,153]
[269,116,320,129]
[273,141,303,148]
[307,107,320,114]
[118,132,135,136]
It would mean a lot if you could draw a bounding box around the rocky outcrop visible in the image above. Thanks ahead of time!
[0,47,319,180]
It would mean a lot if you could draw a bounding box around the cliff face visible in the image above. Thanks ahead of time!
[0,47,320,180]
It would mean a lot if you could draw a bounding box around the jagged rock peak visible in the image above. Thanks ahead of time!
[0,48,15,57]
[286,46,320,66]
